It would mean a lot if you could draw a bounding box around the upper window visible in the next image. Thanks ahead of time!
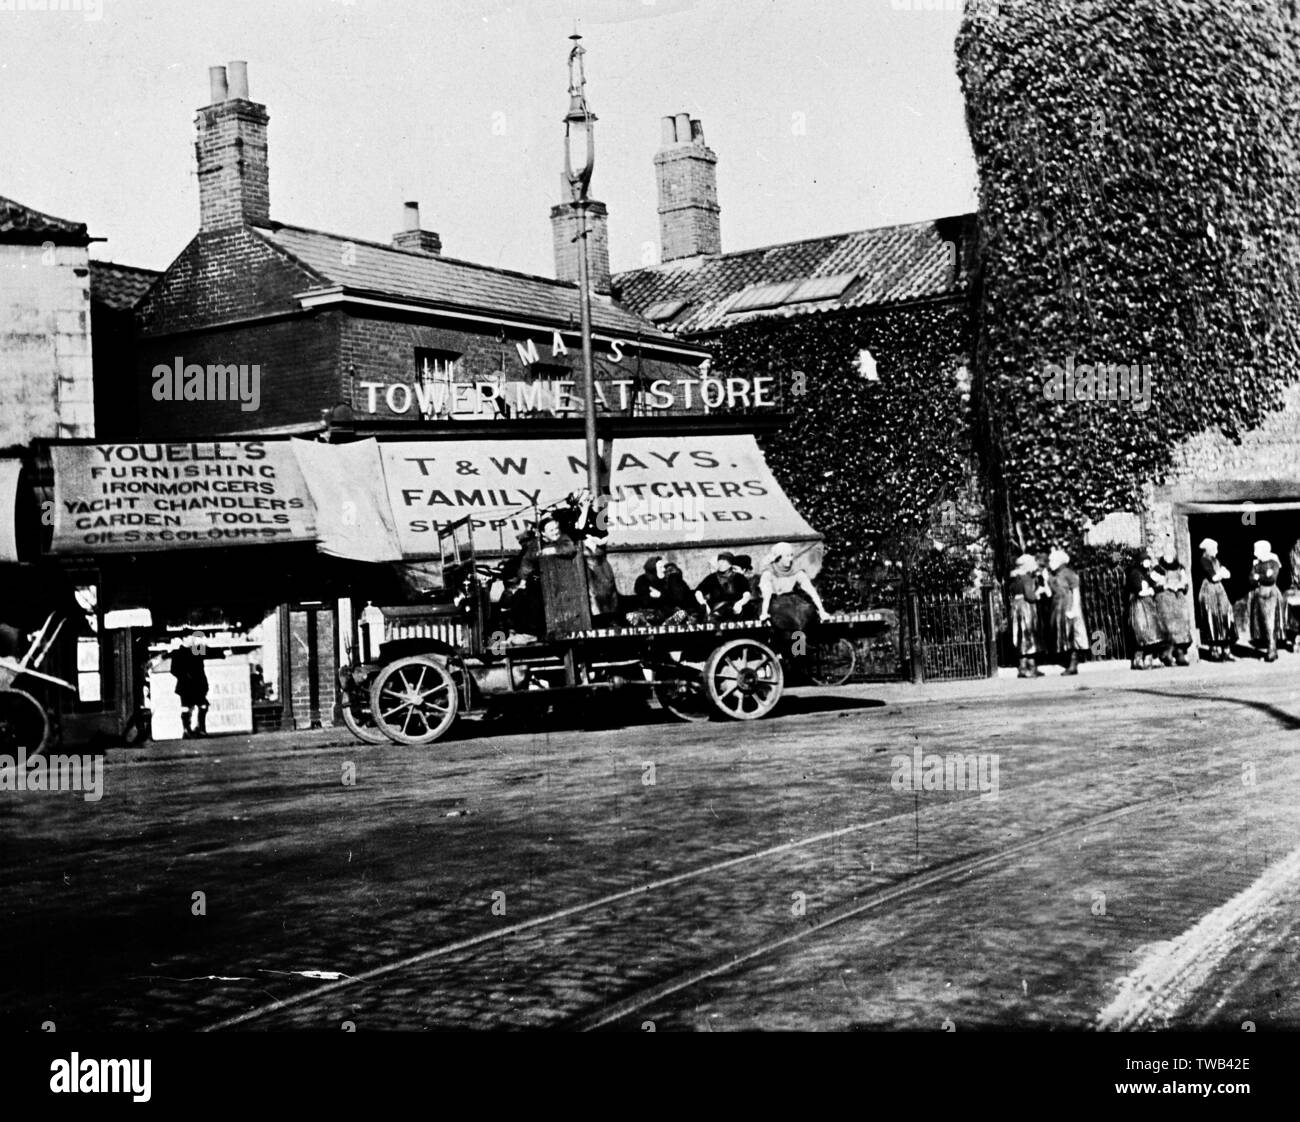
[413,349,460,419]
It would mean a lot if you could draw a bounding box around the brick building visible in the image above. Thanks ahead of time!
[131,65,712,440]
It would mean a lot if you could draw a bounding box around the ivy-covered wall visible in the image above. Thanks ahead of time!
[957,0,1300,560]
[702,299,991,595]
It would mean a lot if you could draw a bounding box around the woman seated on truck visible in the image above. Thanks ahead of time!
[632,557,691,627]
[758,542,832,638]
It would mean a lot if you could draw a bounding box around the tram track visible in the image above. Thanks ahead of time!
[201,743,1242,1031]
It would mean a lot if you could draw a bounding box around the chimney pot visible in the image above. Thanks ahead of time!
[208,65,228,104]
[228,60,250,100]
[403,201,421,231]
[660,116,677,146]
[674,113,692,145]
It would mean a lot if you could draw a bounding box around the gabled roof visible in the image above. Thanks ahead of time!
[613,215,975,335]
[0,194,91,246]
[252,222,697,350]
[90,260,160,311]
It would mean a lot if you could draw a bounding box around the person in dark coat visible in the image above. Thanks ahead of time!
[633,557,689,626]
[170,630,209,737]
[1008,552,1046,678]
[1197,537,1237,661]
[731,555,761,619]
[583,540,620,626]
[1249,539,1283,662]
[694,552,750,620]
[1286,539,1300,653]
[1046,547,1088,675]
[1127,552,1163,670]
[662,561,702,621]
[1153,542,1193,666]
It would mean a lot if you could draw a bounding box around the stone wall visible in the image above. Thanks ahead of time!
[0,241,95,442]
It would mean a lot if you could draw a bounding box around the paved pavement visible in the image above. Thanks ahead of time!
[2,655,1299,1031]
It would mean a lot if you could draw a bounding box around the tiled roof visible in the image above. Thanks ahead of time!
[90,260,160,310]
[613,215,976,335]
[0,194,90,245]
[252,222,697,350]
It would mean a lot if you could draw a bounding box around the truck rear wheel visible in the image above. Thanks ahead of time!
[703,638,783,720]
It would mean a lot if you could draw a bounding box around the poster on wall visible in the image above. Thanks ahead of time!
[50,441,317,553]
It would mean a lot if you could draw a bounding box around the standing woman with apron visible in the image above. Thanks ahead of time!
[1196,538,1237,661]
[1008,553,1046,678]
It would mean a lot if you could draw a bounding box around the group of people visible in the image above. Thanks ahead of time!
[1007,548,1090,678]
[491,490,831,645]
[1194,537,1300,664]
[1009,535,1300,676]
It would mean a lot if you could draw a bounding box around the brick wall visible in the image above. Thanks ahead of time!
[550,199,611,293]
[339,312,708,422]
[654,144,721,262]
[195,99,270,232]
[286,605,337,730]
[1142,380,1300,559]
[136,228,313,334]
[134,313,341,437]
[0,242,95,441]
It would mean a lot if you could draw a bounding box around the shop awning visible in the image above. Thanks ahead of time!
[0,459,21,563]
[48,442,317,554]
[299,433,821,581]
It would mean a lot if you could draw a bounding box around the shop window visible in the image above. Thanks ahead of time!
[73,583,103,705]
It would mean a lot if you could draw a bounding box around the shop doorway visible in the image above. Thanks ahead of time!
[1186,505,1300,647]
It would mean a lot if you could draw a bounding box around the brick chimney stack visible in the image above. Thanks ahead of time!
[654,113,720,262]
[195,61,270,232]
[551,178,611,295]
[392,201,443,255]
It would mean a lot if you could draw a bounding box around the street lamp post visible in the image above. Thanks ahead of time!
[563,32,602,502]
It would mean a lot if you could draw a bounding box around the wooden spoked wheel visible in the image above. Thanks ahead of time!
[368,656,459,746]
[703,639,784,720]
[0,688,51,755]
[806,637,857,687]
[340,671,389,746]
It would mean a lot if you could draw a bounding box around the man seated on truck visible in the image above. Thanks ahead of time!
[694,552,753,621]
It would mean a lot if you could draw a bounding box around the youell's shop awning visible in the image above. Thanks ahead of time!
[45,436,822,584]
[49,441,317,554]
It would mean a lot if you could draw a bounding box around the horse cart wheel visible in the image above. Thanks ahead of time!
[806,637,857,687]
[368,656,459,746]
[0,688,52,755]
[340,670,388,746]
[703,638,784,721]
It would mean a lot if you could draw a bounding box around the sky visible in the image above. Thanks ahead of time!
[0,0,978,276]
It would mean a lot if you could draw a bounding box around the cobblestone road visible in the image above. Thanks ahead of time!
[3,659,1298,1031]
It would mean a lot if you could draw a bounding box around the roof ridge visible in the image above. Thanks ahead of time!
[89,259,162,275]
[256,220,592,293]
[613,213,976,279]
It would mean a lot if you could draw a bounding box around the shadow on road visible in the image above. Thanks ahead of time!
[1119,687,1300,731]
